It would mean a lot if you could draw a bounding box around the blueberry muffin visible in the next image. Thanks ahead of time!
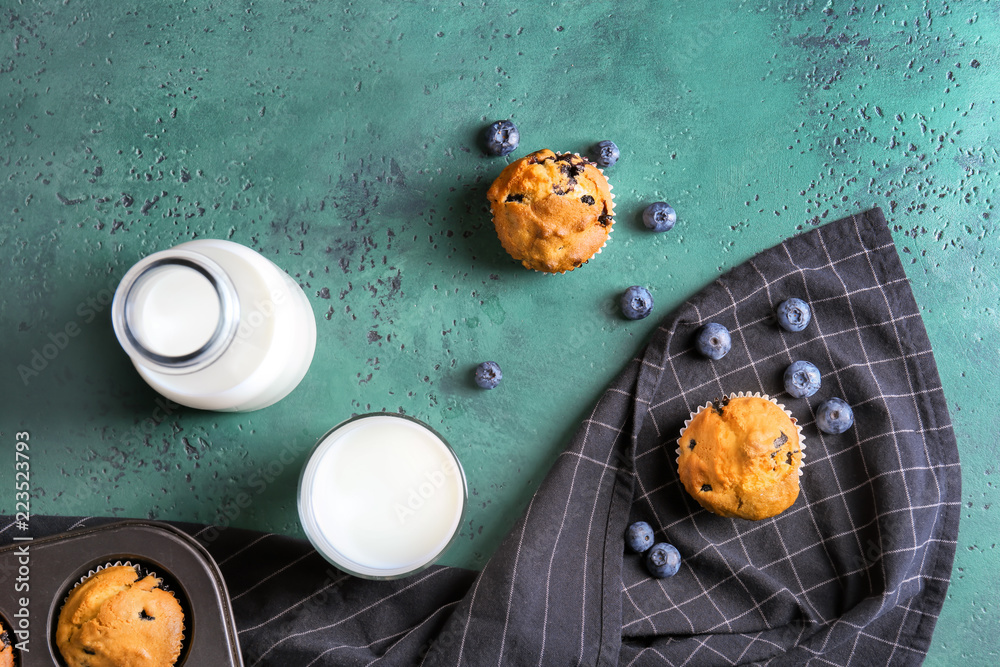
[676,393,805,521]
[56,565,184,667]
[0,619,13,667]
[487,149,614,273]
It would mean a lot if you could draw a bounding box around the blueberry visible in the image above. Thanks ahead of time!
[645,542,681,578]
[642,202,677,232]
[816,397,854,434]
[625,521,655,553]
[696,322,731,360]
[483,120,519,157]
[621,286,654,320]
[776,298,811,332]
[591,140,620,168]
[784,360,821,398]
[474,361,503,389]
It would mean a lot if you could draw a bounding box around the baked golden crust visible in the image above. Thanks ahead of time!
[56,565,184,667]
[487,149,614,273]
[677,395,803,521]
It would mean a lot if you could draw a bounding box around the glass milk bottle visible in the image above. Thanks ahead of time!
[111,239,317,411]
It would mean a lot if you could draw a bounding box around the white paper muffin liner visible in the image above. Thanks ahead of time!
[675,391,806,477]
[67,560,145,592]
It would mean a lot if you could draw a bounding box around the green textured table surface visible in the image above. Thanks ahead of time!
[1,1,997,663]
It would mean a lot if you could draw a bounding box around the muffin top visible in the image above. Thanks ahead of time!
[56,565,184,667]
[677,394,803,521]
[487,149,614,273]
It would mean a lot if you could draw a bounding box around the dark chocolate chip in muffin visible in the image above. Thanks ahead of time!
[712,397,728,415]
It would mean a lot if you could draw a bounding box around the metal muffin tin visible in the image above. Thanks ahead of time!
[0,520,243,666]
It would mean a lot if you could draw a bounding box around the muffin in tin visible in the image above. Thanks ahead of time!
[56,563,185,667]
[676,392,805,521]
[487,149,614,273]
[1,618,14,667]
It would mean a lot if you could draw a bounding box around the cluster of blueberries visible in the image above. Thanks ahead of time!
[479,120,679,386]
[694,299,855,435]
[483,119,624,170]
[481,125,854,438]
[620,204,679,322]
[619,205,679,322]
[625,520,681,578]
[484,119,674,326]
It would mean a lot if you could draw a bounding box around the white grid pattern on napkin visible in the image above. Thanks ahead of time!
[2,210,959,667]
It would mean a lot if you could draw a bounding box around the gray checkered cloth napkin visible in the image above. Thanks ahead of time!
[2,208,960,666]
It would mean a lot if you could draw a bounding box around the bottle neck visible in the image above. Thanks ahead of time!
[112,250,241,375]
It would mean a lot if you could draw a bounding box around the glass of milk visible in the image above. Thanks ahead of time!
[112,239,316,411]
[298,413,467,579]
